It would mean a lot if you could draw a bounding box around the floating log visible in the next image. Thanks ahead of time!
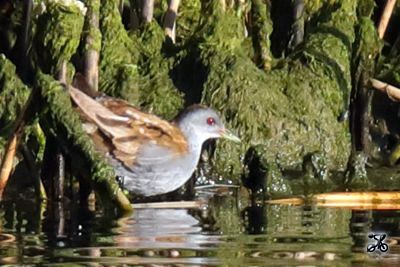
[266,192,400,210]
[266,197,304,205]
[132,200,205,209]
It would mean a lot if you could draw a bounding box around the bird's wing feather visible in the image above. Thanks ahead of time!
[98,97,188,154]
[68,85,188,167]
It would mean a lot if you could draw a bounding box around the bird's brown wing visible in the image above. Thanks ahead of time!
[68,85,188,167]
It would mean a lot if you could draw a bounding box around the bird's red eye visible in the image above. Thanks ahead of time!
[206,117,216,126]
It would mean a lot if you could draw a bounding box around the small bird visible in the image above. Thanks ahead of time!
[67,77,240,197]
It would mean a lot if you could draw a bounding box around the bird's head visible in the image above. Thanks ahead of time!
[176,105,240,145]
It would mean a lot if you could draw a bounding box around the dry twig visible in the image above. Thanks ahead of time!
[0,135,17,199]
[163,0,180,43]
[370,78,400,101]
[377,0,397,39]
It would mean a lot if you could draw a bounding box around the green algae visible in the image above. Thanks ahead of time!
[98,0,140,101]
[33,0,84,74]
[250,0,273,70]
[0,0,24,54]
[83,0,101,52]
[36,73,131,212]
[194,0,356,196]
[175,0,202,42]
[0,54,30,150]
[99,1,182,119]
[135,22,183,119]
[345,3,381,187]
[344,151,370,189]
[2,0,396,205]
[242,145,292,199]
[297,152,337,196]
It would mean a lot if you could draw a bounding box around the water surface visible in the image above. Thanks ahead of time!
[1,193,400,266]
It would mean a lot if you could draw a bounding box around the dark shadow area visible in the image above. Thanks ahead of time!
[169,49,208,105]
[270,0,293,57]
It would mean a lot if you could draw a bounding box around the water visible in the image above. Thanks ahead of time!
[1,192,400,266]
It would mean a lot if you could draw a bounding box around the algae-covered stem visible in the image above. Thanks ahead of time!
[370,0,397,94]
[0,0,44,200]
[0,86,41,200]
[163,0,180,43]
[250,0,273,71]
[21,145,47,201]
[57,61,67,83]
[18,0,33,81]
[142,0,154,24]
[119,0,124,14]
[83,0,101,91]
[288,0,305,50]
[82,0,101,207]
[53,60,67,205]
[377,0,397,39]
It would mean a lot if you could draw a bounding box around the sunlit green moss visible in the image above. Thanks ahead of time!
[176,0,202,42]
[135,22,184,119]
[0,0,24,54]
[99,1,182,119]
[345,4,381,187]
[194,0,356,196]
[33,0,84,74]
[0,55,30,150]
[250,0,273,70]
[83,0,101,52]
[99,0,140,101]
[37,72,130,212]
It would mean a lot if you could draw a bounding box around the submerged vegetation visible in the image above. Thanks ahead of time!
[1,0,400,213]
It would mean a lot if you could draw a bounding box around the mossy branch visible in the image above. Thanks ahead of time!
[83,0,101,90]
[36,73,132,213]
[0,55,31,199]
[250,0,272,70]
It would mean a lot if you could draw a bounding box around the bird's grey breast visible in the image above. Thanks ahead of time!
[119,143,201,196]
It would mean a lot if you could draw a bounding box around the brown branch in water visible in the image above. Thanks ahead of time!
[0,86,40,200]
[21,144,47,201]
[55,153,65,201]
[377,0,397,39]
[163,0,180,43]
[0,135,17,199]
[370,78,400,102]
[54,61,67,204]
[82,0,102,206]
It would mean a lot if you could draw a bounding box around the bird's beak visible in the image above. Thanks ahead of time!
[220,128,241,143]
